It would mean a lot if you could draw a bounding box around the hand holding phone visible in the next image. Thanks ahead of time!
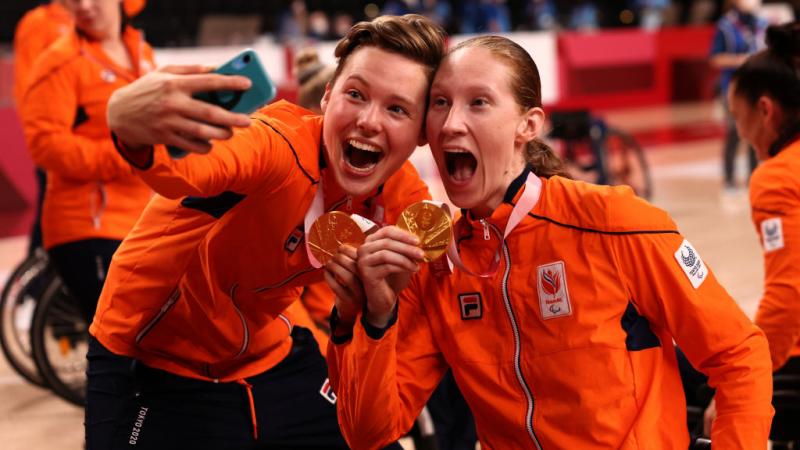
[169,49,276,158]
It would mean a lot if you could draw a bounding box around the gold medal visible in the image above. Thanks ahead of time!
[308,211,366,265]
[396,202,453,262]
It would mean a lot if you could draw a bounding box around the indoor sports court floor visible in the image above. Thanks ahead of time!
[0,101,764,450]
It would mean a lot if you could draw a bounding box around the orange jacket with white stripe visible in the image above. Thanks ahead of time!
[329,171,773,450]
[20,26,155,249]
[13,2,73,109]
[90,101,429,381]
[750,138,800,370]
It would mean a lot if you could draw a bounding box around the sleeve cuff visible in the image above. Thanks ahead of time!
[361,302,398,341]
[329,306,354,345]
[112,132,155,170]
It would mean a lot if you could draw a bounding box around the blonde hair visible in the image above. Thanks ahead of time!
[293,47,335,113]
[448,36,568,179]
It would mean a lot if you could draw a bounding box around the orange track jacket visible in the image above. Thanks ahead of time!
[90,101,429,382]
[329,172,773,450]
[21,26,155,249]
[13,2,73,109]
[750,138,800,370]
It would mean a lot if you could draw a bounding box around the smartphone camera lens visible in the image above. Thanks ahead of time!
[243,54,251,64]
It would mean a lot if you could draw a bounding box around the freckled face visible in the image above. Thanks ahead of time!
[320,46,429,197]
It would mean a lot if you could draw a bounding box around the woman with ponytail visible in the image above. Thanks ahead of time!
[729,22,800,374]
[326,35,773,449]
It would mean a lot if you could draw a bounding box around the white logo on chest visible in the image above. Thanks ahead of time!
[537,261,572,320]
[100,69,116,83]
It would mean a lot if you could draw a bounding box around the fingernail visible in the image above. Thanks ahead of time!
[416,249,425,259]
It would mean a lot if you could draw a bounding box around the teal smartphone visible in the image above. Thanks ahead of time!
[193,49,276,113]
[168,49,276,158]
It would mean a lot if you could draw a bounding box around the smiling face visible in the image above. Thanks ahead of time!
[426,46,543,216]
[320,46,429,197]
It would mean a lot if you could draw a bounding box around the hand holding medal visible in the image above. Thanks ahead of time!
[307,212,377,266]
[395,201,453,262]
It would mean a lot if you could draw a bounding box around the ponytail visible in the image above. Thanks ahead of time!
[524,139,570,179]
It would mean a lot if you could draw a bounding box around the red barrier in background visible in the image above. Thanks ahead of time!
[0,25,722,238]
[555,25,718,110]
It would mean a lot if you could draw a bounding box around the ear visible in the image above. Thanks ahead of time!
[757,95,783,129]
[516,107,546,144]
[320,82,332,114]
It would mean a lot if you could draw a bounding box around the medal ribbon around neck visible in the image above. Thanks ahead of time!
[445,173,542,278]
[304,181,326,268]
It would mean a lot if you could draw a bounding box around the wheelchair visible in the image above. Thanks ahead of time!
[0,250,87,406]
[548,109,653,200]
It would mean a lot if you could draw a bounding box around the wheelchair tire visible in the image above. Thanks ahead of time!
[0,250,51,388]
[30,275,87,406]
[604,127,653,200]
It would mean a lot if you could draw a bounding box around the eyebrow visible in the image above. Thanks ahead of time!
[347,74,417,107]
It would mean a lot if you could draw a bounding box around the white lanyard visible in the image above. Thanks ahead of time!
[304,181,326,269]
[446,173,542,278]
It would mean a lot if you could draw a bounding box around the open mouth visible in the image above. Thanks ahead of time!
[344,139,383,173]
[444,149,477,183]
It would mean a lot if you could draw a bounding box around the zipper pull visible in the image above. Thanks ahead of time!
[481,220,490,240]
[346,196,353,211]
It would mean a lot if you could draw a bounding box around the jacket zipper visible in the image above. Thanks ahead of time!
[491,222,542,449]
[229,284,250,358]
[135,288,180,344]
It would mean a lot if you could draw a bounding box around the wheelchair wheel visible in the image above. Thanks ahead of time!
[30,275,87,406]
[603,128,653,199]
[0,249,51,387]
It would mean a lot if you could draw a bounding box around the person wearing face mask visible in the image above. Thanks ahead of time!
[89,14,444,450]
[710,0,768,192]
[20,0,155,331]
[728,20,800,394]
[325,35,773,449]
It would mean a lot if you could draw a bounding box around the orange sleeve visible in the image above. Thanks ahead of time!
[301,283,335,326]
[751,186,800,370]
[608,202,772,449]
[119,119,299,199]
[21,57,133,182]
[13,12,38,109]
[327,276,448,450]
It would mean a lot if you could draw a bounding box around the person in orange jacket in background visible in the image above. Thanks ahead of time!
[13,0,146,254]
[731,20,800,387]
[325,35,773,450]
[83,14,444,450]
[14,0,74,254]
[20,0,155,328]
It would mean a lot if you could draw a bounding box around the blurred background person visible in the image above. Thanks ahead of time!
[710,0,767,192]
[12,0,74,255]
[19,0,155,327]
[293,47,335,117]
[729,20,800,379]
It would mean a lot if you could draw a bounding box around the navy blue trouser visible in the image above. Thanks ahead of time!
[86,327,403,449]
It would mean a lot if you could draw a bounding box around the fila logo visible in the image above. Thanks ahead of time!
[458,292,483,320]
[319,378,337,404]
[761,217,784,253]
[536,261,572,320]
[284,226,304,253]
